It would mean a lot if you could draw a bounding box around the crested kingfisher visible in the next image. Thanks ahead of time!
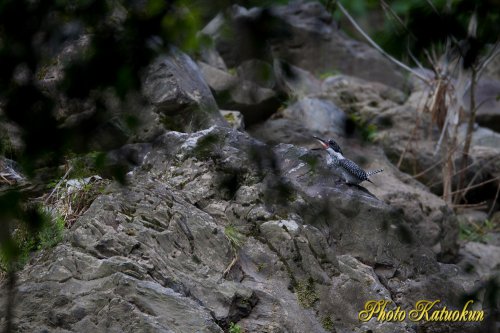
[313,136,383,185]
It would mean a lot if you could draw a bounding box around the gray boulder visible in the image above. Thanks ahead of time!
[200,1,407,88]
[270,1,407,88]
[142,47,227,132]
[274,59,323,97]
[237,59,276,89]
[249,97,346,146]
[198,61,280,125]
[471,78,500,133]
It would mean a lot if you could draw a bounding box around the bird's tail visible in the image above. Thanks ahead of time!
[367,169,384,177]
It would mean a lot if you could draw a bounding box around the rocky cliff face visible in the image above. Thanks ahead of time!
[0,126,487,333]
[1,1,499,333]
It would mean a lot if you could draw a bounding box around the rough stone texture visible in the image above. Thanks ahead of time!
[249,97,346,146]
[484,53,500,81]
[197,61,239,93]
[1,126,487,333]
[36,38,225,148]
[274,59,322,97]
[467,78,500,133]
[236,59,276,89]
[198,41,228,71]
[320,74,500,205]
[201,1,406,88]
[142,47,227,131]
[247,74,461,261]
[270,1,407,88]
[198,61,281,125]
[459,242,500,279]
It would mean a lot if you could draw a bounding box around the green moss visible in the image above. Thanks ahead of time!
[192,133,221,159]
[319,69,340,80]
[223,112,236,123]
[228,322,242,333]
[295,277,319,308]
[321,316,334,331]
[349,114,378,142]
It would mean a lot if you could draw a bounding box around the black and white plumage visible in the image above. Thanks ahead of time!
[313,136,383,185]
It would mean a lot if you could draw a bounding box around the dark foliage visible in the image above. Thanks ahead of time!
[0,7,207,327]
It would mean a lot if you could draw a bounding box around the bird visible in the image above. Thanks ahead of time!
[313,136,383,185]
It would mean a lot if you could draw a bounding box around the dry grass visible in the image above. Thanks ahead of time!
[42,172,110,228]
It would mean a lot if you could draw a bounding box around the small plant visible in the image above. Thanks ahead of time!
[228,322,242,333]
[37,213,65,249]
[295,277,319,308]
[319,69,340,80]
[44,162,109,227]
[223,225,246,278]
[256,262,266,272]
[224,225,245,249]
[0,208,65,272]
[349,114,377,142]
[67,151,105,179]
[321,316,334,331]
[459,219,498,243]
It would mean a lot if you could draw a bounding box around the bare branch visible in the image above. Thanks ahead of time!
[477,41,500,79]
[380,0,408,34]
[44,166,73,204]
[336,1,431,84]
[488,184,500,218]
[424,0,439,15]
[449,175,500,196]
[452,202,488,209]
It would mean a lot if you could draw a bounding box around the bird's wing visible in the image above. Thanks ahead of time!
[338,159,368,180]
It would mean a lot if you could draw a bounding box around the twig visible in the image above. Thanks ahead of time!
[380,0,411,36]
[458,151,499,203]
[0,174,14,185]
[44,166,73,204]
[222,253,238,278]
[407,41,425,71]
[424,0,439,14]
[476,41,500,80]
[452,202,488,209]
[397,116,420,169]
[411,140,463,179]
[397,86,432,169]
[488,183,500,218]
[336,1,431,84]
[425,154,499,189]
[455,65,477,204]
[449,175,500,196]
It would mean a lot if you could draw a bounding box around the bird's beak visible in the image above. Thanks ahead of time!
[313,136,328,149]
